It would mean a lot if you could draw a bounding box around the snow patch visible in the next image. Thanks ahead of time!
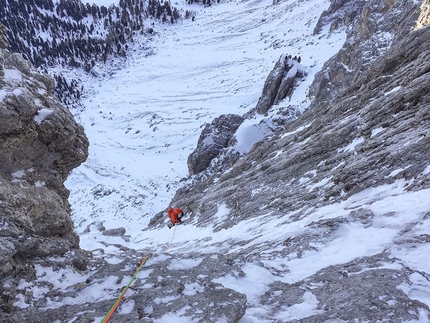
[280,122,312,139]
[167,258,203,270]
[385,86,402,95]
[371,127,384,137]
[183,282,204,296]
[234,118,273,154]
[34,108,54,125]
[274,291,323,321]
[340,137,365,154]
[12,170,25,179]
[4,68,22,84]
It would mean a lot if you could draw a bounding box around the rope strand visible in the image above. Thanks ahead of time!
[164,224,177,253]
[102,222,178,321]
[101,255,150,323]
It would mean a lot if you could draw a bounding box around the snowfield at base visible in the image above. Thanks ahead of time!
[36,0,430,321]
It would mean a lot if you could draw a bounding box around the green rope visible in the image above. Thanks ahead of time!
[102,222,178,321]
[102,254,151,323]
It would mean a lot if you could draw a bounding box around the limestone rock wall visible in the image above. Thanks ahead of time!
[254,54,305,115]
[187,114,244,175]
[310,0,421,103]
[167,0,430,229]
[416,0,430,29]
[0,26,89,279]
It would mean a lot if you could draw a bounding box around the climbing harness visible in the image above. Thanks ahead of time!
[101,254,151,323]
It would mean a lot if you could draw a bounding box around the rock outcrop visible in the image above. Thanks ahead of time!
[0,25,89,279]
[187,114,244,175]
[310,0,421,103]
[254,54,305,115]
[416,0,430,29]
[313,0,366,34]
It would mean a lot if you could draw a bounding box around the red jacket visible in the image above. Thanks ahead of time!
[168,207,183,224]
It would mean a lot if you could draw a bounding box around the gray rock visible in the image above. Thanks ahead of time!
[313,0,366,34]
[416,0,430,29]
[0,33,88,278]
[0,238,16,267]
[0,252,247,323]
[102,227,127,236]
[310,0,421,103]
[188,114,244,175]
[255,54,305,115]
[0,23,8,49]
[262,254,429,322]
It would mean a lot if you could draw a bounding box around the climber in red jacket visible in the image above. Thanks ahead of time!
[167,207,184,229]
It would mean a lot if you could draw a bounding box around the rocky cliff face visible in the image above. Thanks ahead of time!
[310,0,421,103]
[1,1,430,322]
[0,25,89,280]
[174,0,429,228]
[187,114,244,175]
[165,0,430,320]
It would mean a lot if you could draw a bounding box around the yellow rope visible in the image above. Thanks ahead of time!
[102,221,179,321]
[101,255,150,323]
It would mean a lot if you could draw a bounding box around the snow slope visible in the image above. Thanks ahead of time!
[67,0,344,241]
[59,0,427,321]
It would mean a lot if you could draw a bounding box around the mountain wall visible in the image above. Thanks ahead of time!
[170,0,429,230]
[160,0,430,320]
[1,0,430,322]
[0,24,89,280]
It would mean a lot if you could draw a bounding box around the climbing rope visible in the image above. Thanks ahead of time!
[101,254,151,323]
[102,222,178,321]
[164,224,177,253]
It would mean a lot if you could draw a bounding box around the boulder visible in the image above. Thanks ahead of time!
[255,54,305,115]
[188,114,244,175]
